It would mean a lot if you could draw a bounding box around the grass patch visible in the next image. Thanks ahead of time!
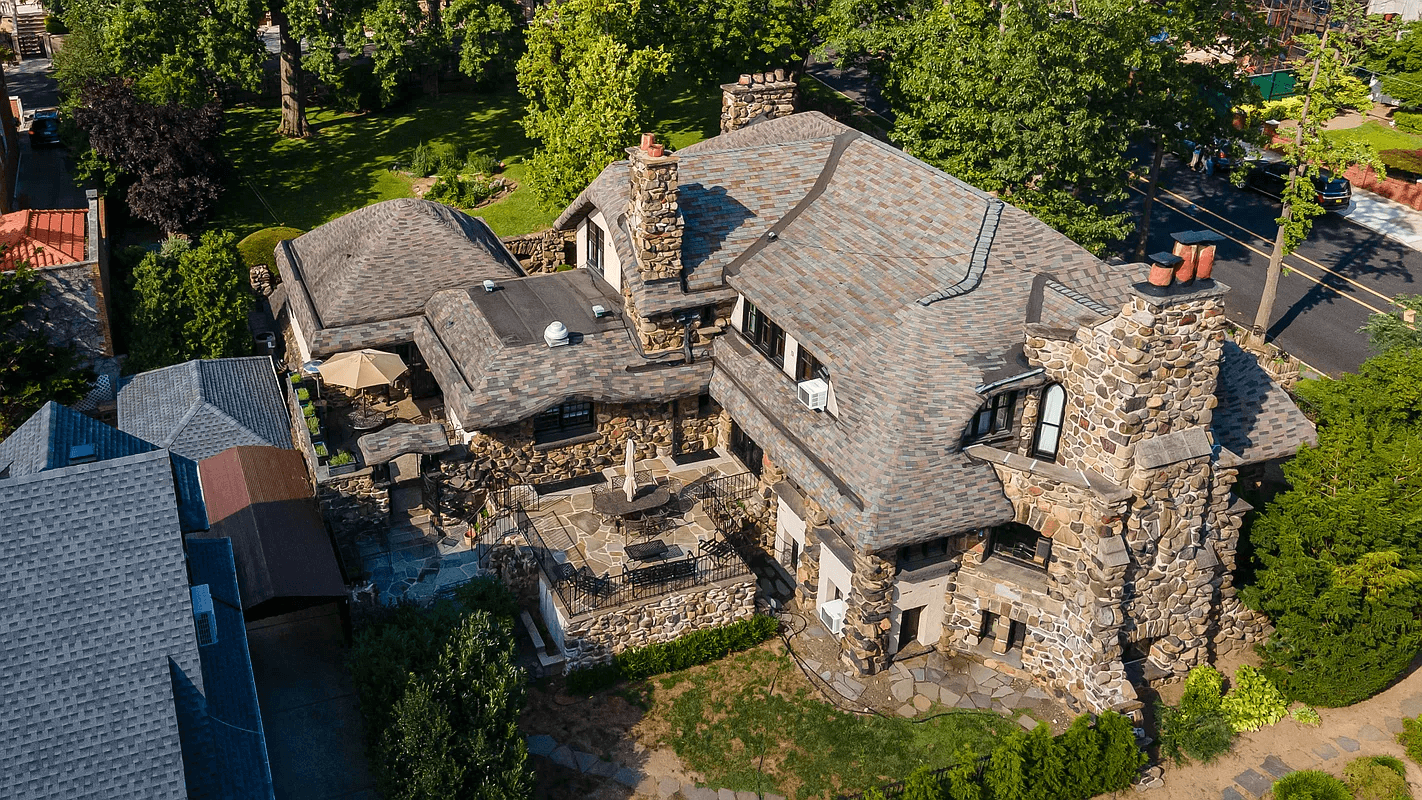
[638,645,1008,800]
[1323,120,1422,154]
[237,226,303,271]
[216,75,723,240]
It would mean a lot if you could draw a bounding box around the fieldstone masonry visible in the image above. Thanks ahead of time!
[721,71,799,133]
[841,548,895,675]
[501,229,573,274]
[558,575,757,670]
[625,141,682,282]
[621,290,732,355]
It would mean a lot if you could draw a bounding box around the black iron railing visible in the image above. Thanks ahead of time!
[689,471,759,540]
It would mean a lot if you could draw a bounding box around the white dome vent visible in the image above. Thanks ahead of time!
[544,321,570,348]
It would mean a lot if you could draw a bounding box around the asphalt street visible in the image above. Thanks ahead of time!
[5,58,86,210]
[1126,156,1421,376]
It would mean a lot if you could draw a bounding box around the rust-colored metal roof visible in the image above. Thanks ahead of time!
[195,446,346,616]
[0,209,87,270]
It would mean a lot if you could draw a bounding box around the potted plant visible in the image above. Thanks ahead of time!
[306,415,321,438]
[297,387,310,402]
[328,450,358,475]
[302,403,316,418]
[313,442,329,461]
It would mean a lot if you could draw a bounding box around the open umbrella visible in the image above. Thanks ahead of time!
[317,349,407,410]
[623,439,637,503]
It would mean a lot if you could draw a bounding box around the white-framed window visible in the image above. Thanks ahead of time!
[1032,383,1066,461]
[586,222,604,276]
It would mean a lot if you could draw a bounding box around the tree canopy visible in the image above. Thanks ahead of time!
[1244,346,1422,706]
[127,232,253,372]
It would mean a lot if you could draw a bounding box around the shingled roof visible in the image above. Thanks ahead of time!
[118,357,292,462]
[0,450,201,800]
[1212,341,1317,463]
[417,269,710,430]
[276,198,523,357]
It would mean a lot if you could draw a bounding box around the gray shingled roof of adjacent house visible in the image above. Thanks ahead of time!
[275,198,523,356]
[1212,341,1317,464]
[118,356,293,462]
[417,270,710,430]
[0,449,201,800]
[0,400,156,477]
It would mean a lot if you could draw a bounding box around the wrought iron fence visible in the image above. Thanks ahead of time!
[688,471,759,539]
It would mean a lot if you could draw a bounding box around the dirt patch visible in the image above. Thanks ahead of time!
[409,175,436,198]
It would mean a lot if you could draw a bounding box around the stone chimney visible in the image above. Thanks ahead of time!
[721,69,798,133]
[626,134,683,282]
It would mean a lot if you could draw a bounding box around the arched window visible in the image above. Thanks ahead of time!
[1032,384,1066,460]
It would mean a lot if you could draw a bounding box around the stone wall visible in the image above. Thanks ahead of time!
[319,473,392,536]
[625,141,682,282]
[557,575,758,670]
[621,290,733,355]
[840,548,895,675]
[25,260,114,369]
[721,71,798,133]
[466,398,723,486]
[501,229,573,275]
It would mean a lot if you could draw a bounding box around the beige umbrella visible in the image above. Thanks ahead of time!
[623,439,637,502]
[317,349,408,410]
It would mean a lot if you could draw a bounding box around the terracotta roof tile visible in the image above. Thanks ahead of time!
[0,209,87,270]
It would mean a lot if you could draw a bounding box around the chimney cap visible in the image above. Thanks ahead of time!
[1148,251,1183,268]
[1170,230,1226,246]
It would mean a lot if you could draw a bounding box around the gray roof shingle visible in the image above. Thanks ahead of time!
[0,400,155,476]
[274,199,523,356]
[118,357,293,461]
[1212,341,1317,463]
[0,449,201,800]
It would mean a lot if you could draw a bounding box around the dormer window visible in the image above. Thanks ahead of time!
[967,391,1017,442]
[795,346,824,382]
[586,222,604,276]
[1032,384,1066,461]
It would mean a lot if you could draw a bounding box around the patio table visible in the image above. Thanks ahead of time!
[348,408,388,431]
[591,484,671,518]
[624,539,669,562]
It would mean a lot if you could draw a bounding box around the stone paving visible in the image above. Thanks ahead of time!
[1201,691,1422,799]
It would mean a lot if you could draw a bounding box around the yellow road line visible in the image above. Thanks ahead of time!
[1131,185,1397,319]
[1142,179,1405,308]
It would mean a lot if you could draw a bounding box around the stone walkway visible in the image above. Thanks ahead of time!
[525,732,787,800]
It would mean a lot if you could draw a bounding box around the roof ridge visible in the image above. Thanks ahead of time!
[916,199,1004,306]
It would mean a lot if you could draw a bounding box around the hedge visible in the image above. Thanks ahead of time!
[565,614,779,694]
[1272,770,1351,800]
[236,226,303,272]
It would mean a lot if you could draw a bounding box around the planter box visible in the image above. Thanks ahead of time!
[328,462,360,476]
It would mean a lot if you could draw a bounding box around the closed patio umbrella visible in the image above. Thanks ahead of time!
[318,349,407,410]
[623,439,637,502]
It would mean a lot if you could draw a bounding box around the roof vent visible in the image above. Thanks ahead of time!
[190,585,218,647]
[483,279,497,293]
[544,321,570,348]
[592,304,608,318]
[67,443,96,465]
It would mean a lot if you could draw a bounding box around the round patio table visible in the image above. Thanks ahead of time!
[348,408,388,431]
[592,484,672,518]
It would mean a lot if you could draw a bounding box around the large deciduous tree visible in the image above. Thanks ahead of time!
[517,0,670,210]
[653,0,822,77]
[75,79,225,235]
[1247,0,1394,349]
[0,267,92,439]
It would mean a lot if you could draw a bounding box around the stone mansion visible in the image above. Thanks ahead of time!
[273,74,1314,715]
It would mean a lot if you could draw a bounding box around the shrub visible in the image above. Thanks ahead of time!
[1158,665,1235,764]
[236,226,303,272]
[427,171,498,209]
[465,150,500,176]
[1398,716,1422,765]
[410,141,466,177]
[1271,770,1352,800]
[564,615,779,694]
[45,15,68,33]
[1345,755,1412,800]
[330,450,355,466]
[1396,111,1422,134]
[306,415,319,435]
[1381,148,1422,178]
[1290,705,1321,726]
[901,766,945,800]
[1221,665,1289,732]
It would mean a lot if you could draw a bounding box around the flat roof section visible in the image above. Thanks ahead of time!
[471,270,625,346]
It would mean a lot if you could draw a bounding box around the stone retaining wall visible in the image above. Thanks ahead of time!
[501,229,572,275]
[319,473,391,538]
[556,575,758,670]
[466,398,724,485]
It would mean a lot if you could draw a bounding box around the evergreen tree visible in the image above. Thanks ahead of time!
[1022,723,1065,800]
[1057,715,1103,800]
[983,730,1028,800]
[178,231,253,362]
[380,675,466,800]
[1095,711,1147,791]
[901,766,944,800]
[127,238,187,371]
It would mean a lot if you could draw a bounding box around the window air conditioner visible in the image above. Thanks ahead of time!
[819,598,847,636]
[797,378,829,412]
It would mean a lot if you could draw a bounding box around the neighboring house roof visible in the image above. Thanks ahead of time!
[417,269,711,430]
[0,208,87,270]
[1212,341,1317,463]
[0,401,207,530]
[193,446,346,617]
[185,538,277,800]
[0,449,202,800]
[274,198,523,356]
[118,357,292,461]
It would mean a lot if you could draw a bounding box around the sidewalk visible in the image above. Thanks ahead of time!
[1338,188,1422,253]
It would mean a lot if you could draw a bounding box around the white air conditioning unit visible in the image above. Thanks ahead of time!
[819,598,847,636]
[190,585,218,647]
[797,378,829,412]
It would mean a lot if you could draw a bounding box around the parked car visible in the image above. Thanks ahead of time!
[28,108,60,147]
[1241,159,1352,209]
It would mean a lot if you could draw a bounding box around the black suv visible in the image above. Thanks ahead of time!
[1243,159,1352,209]
[28,109,61,147]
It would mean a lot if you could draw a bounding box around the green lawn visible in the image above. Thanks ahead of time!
[639,646,1010,800]
[1323,120,1422,154]
[215,76,723,240]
